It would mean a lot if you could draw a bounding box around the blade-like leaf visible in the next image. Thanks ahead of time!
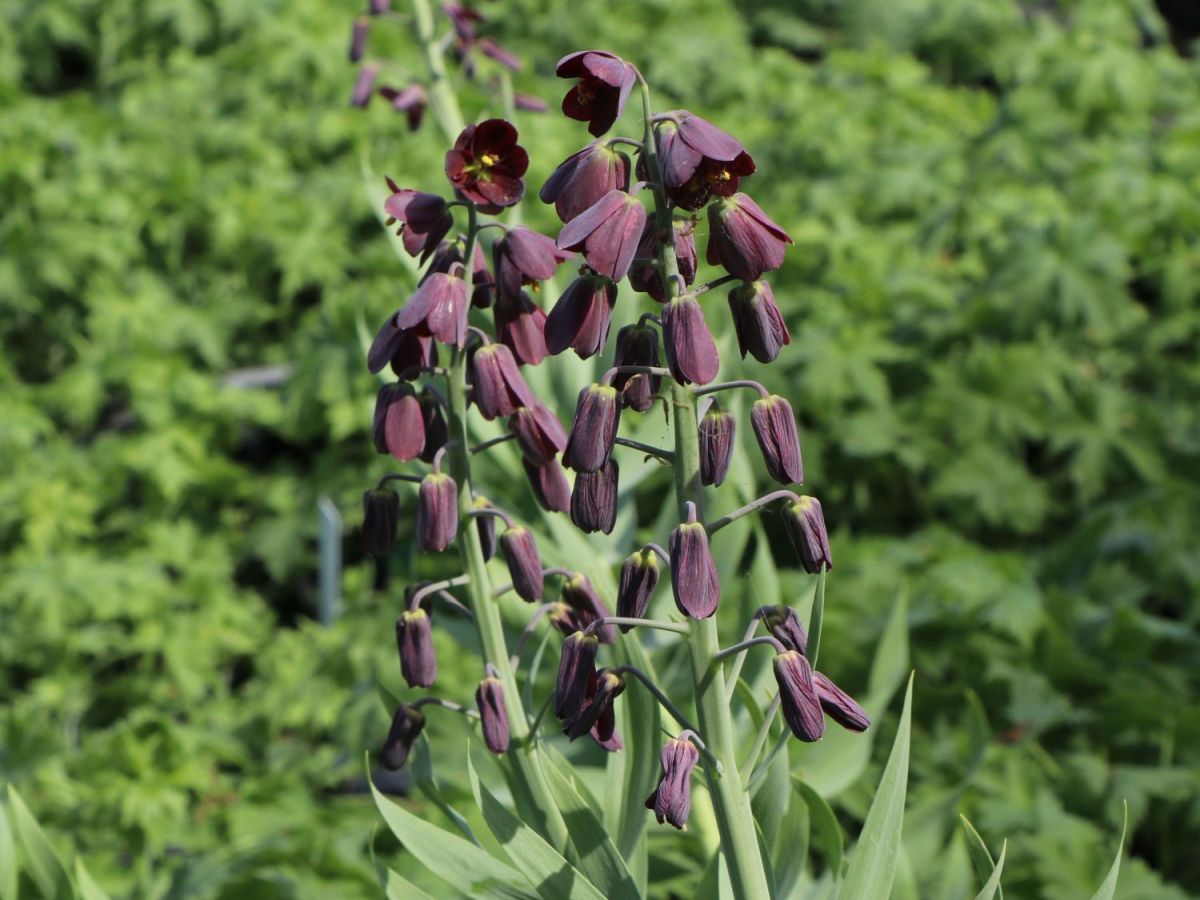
[468,754,607,900]
[5,786,71,900]
[1088,800,1128,900]
[366,757,531,900]
[972,840,1007,900]
[771,781,810,899]
[794,778,844,881]
[837,672,913,900]
[960,814,1003,900]
[411,734,479,844]
[609,635,659,888]
[0,800,16,900]
[381,866,438,900]
[74,857,111,900]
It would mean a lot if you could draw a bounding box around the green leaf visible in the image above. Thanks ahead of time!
[1088,800,1128,900]
[794,778,844,880]
[837,672,913,900]
[609,636,659,887]
[960,814,1004,900]
[0,800,16,900]
[467,753,606,900]
[972,840,1007,900]
[366,757,531,900]
[539,747,642,899]
[5,786,71,900]
[381,866,438,900]
[771,781,810,898]
[74,857,111,900]
[411,734,479,845]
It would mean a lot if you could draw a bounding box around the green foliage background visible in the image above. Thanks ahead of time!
[1,0,1198,896]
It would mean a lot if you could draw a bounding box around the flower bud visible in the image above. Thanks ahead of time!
[612,323,662,413]
[349,17,370,63]
[555,190,647,281]
[472,496,498,561]
[373,383,425,461]
[616,549,660,628]
[547,601,584,636]
[563,384,620,472]
[758,605,809,655]
[662,295,719,386]
[396,608,437,688]
[500,526,543,602]
[728,280,790,364]
[478,37,521,72]
[814,671,870,732]
[493,291,548,366]
[369,0,390,15]
[751,394,804,485]
[416,472,458,552]
[514,92,548,113]
[522,459,571,513]
[561,573,616,643]
[562,668,625,740]
[380,84,428,132]
[773,650,825,742]
[361,487,400,557]
[668,518,719,619]
[380,704,426,770]
[476,676,511,754]
[570,459,618,535]
[706,192,792,282]
[350,63,379,108]
[471,343,534,420]
[555,631,599,719]
[698,405,735,487]
[545,271,618,360]
[645,737,700,829]
[509,402,568,466]
[540,141,631,223]
[417,390,448,464]
[781,495,832,573]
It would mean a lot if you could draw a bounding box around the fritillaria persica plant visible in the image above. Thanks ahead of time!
[358,14,870,898]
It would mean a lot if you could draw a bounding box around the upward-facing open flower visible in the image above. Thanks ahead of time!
[493,291,547,366]
[781,495,832,573]
[758,605,809,655]
[367,316,438,377]
[396,608,437,688]
[509,401,568,466]
[362,487,400,557]
[814,672,870,732]
[522,459,571,513]
[540,141,631,223]
[645,737,700,828]
[471,343,534,420]
[492,227,573,302]
[751,394,804,484]
[662,295,719,386]
[617,548,660,627]
[416,472,458,552]
[628,217,698,301]
[563,384,620,472]
[657,113,756,211]
[396,271,470,347]
[698,404,735,487]
[556,191,647,281]
[380,704,426,770]
[555,631,599,719]
[373,383,424,461]
[562,668,625,739]
[444,119,529,213]
[383,182,453,263]
[774,650,824,742]
[571,459,618,535]
[556,50,638,137]
[669,508,720,619]
[707,193,792,282]
[499,526,543,602]
[476,675,511,754]
[545,270,617,359]
[728,280,790,363]
[612,322,662,412]
[561,573,616,643]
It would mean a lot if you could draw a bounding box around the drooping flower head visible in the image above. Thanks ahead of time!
[417,390,448,464]
[571,459,619,535]
[555,190,647,282]
[545,270,618,359]
[617,548,660,627]
[396,270,471,347]
[508,401,568,466]
[555,50,639,137]
[373,382,425,461]
[540,141,632,223]
[555,631,599,720]
[383,182,453,262]
[472,495,498,561]
[380,703,426,770]
[662,295,719,386]
[750,394,804,485]
[698,404,735,487]
[707,193,792,282]
[645,736,700,828]
[362,487,400,557]
[728,280,790,364]
[499,526,544,602]
[396,608,437,688]
[781,495,832,573]
[562,668,625,739]
[522,458,571,513]
[773,650,824,742]
[560,573,616,643]
[492,226,573,302]
[668,504,720,619]
[444,119,529,213]
[493,291,548,366]
[611,322,662,412]
[814,672,871,732]
[757,605,809,655]
[656,112,756,210]
[476,674,511,754]
[471,343,535,420]
[628,217,697,301]
[563,383,620,472]
[367,315,438,377]
[416,472,458,552]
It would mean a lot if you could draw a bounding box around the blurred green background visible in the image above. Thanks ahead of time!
[2,0,1199,897]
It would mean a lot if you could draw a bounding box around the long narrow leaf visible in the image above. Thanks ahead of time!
[0,800,16,900]
[1088,801,1128,900]
[960,814,1004,900]
[5,786,71,900]
[74,858,111,900]
[381,866,438,900]
[972,840,1007,900]
[794,778,844,881]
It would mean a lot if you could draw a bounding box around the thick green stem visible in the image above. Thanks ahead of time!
[409,0,464,142]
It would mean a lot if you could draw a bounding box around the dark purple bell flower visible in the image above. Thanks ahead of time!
[547,601,584,636]
[562,668,625,739]
[774,650,825,742]
[493,291,547,365]
[698,404,735,487]
[612,323,662,413]
[349,17,370,62]
[369,0,390,14]
[421,238,493,308]
[561,573,616,643]
[781,495,831,573]
[499,526,544,602]
[350,63,379,108]
[382,183,453,264]
[556,50,638,137]
[373,383,425,461]
[757,605,809,655]
[545,271,617,359]
[728,280,790,363]
[416,391,448,464]
[396,271,470,348]
[555,631,599,719]
[657,114,756,210]
[444,119,529,213]
[571,459,618,535]
[628,218,697,301]
[471,343,535,420]
[616,549,660,628]
[396,608,437,688]
[476,676,511,754]
[563,384,620,472]
[706,193,792,282]
[367,315,438,377]
[522,458,571,513]
[416,472,458,552]
[380,704,426,770]
[509,402,568,466]
[442,1,482,41]
[493,227,573,302]
[379,84,427,131]
[590,721,623,752]
[662,296,719,386]
[540,141,632,224]
[669,512,720,619]
[361,487,400,557]
[814,671,870,732]
[751,394,804,485]
[472,496,498,561]
[478,37,521,71]
[645,737,700,829]
[556,191,646,282]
